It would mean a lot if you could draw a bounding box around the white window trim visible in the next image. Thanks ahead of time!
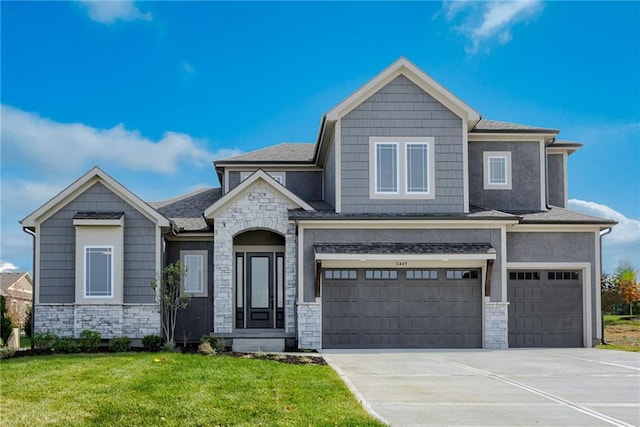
[483,151,512,190]
[240,171,286,185]
[84,245,115,298]
[180,250,208,297]
[369,137,435,199]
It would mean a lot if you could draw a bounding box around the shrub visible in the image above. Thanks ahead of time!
[198,342,216,356]
[109,337,132,352]
[33,330,58,349]
[51,337,77,354]
[142,334,163,352]
[163,341,177,352]
[0,295,13,344]
[200,335,225,352]
[77,329,101,353]
[0,346,16,359]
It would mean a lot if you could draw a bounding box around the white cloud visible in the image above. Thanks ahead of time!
[441,0,542,54]
[0,262,19,273]
[568,199,640,273]
[79,0,152,24]
[183,61,195,75]
[568,199,640,244]
[1,105,239,175]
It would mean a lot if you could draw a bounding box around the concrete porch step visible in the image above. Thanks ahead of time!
[232,338,285,352]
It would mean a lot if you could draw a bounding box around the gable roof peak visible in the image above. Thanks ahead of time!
[325,56,481,126]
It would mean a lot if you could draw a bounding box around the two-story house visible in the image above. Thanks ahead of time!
[21,58,615,350]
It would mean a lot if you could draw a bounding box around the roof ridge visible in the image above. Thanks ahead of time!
[149,186,217,207]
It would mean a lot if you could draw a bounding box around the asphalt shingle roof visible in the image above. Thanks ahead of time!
[218,143,316,163]
[0,272,30,293]
[73,212,124,220]
[289,205,518,220]
[472,119,559,133]
[149,188,222,231]
[314,243,495,255]
[507,206,617,225]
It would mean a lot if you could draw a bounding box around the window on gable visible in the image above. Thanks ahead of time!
[370,137,435,199]
[406,143,429,193]
[181,250,208,297]
[85,246,113,298]
[375,143,398,193]
[483,151,512,190]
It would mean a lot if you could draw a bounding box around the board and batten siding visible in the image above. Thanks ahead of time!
[340,75,464,214]
[468,141,541,211]
[39,182,157,304]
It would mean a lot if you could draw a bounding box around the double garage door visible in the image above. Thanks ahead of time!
[322,268,482,349]
[508,270,583,347]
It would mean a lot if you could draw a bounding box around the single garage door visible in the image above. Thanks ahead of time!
[508,270,583,347]
[322,268,482,348]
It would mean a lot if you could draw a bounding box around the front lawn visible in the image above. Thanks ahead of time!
[598,315,640,352]
[0,353,384,426]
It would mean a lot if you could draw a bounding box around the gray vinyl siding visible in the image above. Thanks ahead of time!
[167,240,214,341]
[340,75,464,214]
[39,182,157,304]
[547,153,565,207]
[302,227,502,302]
[285,171,322,202]
[469,141,541,211]
[323,136,336,208]
[507,231,598,344]
[227,170,322,202]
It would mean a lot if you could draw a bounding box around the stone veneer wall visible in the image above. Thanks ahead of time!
[34,304,160,338]
[213,182,298,334]
[484,300,509,349]
[297,302,321,349]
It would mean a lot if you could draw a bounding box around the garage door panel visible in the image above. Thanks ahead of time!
[323,269,482,349]
[508,270,583,348]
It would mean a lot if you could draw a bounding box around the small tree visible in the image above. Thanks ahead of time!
[601,273,624,314]
[0,296,13,344]
[616,265,640,316]
[151,262,191,346]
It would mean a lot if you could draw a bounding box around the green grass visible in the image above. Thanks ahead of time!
[596,343,640,353]
[0,353,384,426]
[603,314,640,326]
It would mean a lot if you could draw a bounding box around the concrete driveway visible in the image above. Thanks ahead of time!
[321,349,640,427]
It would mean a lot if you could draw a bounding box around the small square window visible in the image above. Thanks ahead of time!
[341,270,349,279]
[406,271,414,279]
[349,270,357,279]
[325,271,333,279]
[373,270,382,279]
[483,152,512,190]
[366,271,373,279]
[390,270,398,279]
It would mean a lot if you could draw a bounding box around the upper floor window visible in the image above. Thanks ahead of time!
[370,137,435,199]
[181,250,208,297]
[483,151,512,190]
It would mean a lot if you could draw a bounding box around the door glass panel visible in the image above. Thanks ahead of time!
[236,255,244,308]
[277,255,284,309]
[251,257,269,308]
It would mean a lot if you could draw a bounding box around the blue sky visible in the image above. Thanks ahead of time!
[1,1,639,274]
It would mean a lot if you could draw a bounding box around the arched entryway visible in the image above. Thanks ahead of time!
[233,230,285,329]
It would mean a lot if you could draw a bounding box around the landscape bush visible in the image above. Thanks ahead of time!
[200,335,225,351]
[51,338,77,354]
[33,330,58,349]
[142,334,163,352]
[109,337,132,352]
[77,329,101,352]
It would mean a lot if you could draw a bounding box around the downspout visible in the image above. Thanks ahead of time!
[22,227,36,350]
[599,227,613,345]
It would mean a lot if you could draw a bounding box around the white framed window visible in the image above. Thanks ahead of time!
[375,143,399,193]
[370,137,435,199]
[483,151,512,190]
[181,250,208,297]
[84,246,114,298]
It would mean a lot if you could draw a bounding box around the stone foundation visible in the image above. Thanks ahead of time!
[297,302,321,349]
[34,304,160,339]
[484,299,509,349]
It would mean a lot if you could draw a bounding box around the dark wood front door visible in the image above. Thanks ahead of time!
[246,253,273,328]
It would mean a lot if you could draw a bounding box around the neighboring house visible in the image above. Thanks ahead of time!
[0,272,33,328]
[21,58,616,350]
